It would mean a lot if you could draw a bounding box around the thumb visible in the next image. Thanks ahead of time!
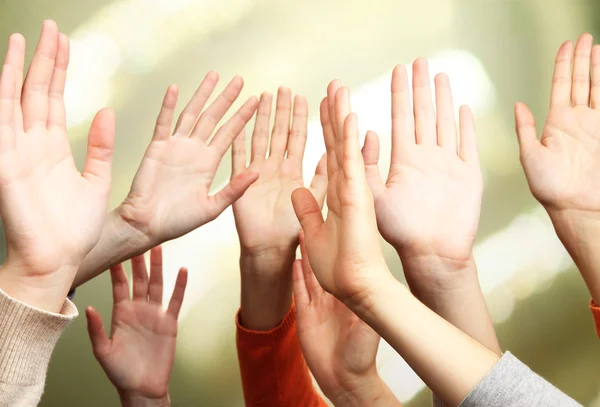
[83,108,116,188]
[206,171,258,221]
[514,102,540,159]
[86,306,110,358]
[292,187,324,238]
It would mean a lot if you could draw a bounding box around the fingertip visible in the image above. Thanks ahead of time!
[8,33,25,47]
[96,107,116,124]
[168,83,179,94]
[294,94,307,106]
[414,57,428,69]
[260,91,273,101]
[459,104,473,117]
[277,85,291,94]
[327,80,341,93]
[559,40,574,55]
[392,64,405,76]
[206,70,219,82]
[42,19,59,33]
[434,72,449,85]
[232,75,244,87]
[577,33,593,44]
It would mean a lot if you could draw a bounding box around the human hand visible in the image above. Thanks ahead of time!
[516,34,600,301]
[362,60,481,271]
[232,88,327,258]
[86,246,187,403]
[291,82,392,306]
[117,73,259,245]
[0,21,115,312]
[294,235,396,406]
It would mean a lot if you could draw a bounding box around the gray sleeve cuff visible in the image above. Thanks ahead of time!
[460,352,581,407]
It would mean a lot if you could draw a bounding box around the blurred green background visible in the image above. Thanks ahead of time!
[1,0,600,405]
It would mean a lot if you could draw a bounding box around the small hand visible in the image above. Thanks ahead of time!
[291,82,391,304]
[362,60,481,265]
[232,87,327,257]
[0,21,115,312]
[293,234,381,403]
[86,246,187,400]
[118,73,259,244]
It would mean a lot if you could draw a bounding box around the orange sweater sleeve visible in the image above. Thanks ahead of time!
[236,304,328,407]
[591,300,600,338]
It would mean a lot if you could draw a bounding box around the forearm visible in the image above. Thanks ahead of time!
[239,248,296,330]
[328,373,402,407]
[348,274,500,407]
[74,209,151,287]
[119,392,170,407]
[549,209,600,303]
[401,255,500,354]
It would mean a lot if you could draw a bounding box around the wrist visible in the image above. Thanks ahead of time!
[73,209,152,287]
[547,208,600,303]
[118,391,170,407]
[327,371,397,407]
[0,262,78,313]
[399,253,479,298]
[114,204,155,247]
[239,247,297,331]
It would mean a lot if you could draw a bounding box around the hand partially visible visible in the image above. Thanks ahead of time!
[292,82,392,307]
[0,21,115,312]
[86,246,187,406]
[233,88,327,330]
[74,73,259,287]
[516,34,600,302]
[362,60,481,271]
[293,235,400,407]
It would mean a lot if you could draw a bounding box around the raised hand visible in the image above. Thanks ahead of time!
[86,246,187,406]
[516,34,600,302]
[74,73,259,287]
[291,82,390,305]
[119,74,259,241]
[0,21,115,312]
[232,87,326,330]
[232,88,327,255]
[361,60,499,353]
[362,60,481,265]
[293,235,400,406]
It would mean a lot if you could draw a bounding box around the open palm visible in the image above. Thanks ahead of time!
[118,73,259,244]
[0,22,115,311]
[517,35,600,213]
[362,61,481,263]
[293,236,379,400]
[232,88,326,254]
[87,246,187,399]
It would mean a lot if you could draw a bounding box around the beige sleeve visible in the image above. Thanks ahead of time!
[0,288,78,407]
